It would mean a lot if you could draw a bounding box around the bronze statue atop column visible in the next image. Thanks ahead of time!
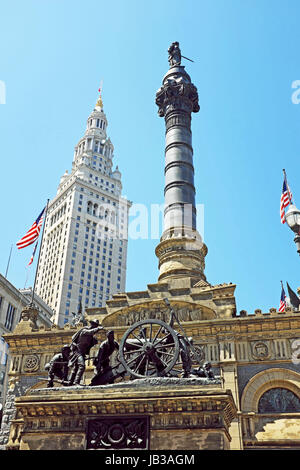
[168,41,181,67]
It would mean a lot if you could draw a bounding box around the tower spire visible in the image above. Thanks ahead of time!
[155,42,207,282]
[96,81,103,109]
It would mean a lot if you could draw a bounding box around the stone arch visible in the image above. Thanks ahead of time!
[25,380,49,394]
[87,201,93,214]
[93,203,98,216]
[241,368,300,412]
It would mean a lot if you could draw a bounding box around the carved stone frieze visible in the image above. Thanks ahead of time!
[102,303,215,328]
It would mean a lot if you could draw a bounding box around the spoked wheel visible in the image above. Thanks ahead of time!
[119,319,180,379]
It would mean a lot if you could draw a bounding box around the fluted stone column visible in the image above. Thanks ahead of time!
[155,44,207,282]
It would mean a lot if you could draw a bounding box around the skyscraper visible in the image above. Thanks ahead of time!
[35,94,131,325]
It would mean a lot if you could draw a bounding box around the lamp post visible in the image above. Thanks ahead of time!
[285,204,300,255]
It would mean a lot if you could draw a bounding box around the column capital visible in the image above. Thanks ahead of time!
[156,66,200,117]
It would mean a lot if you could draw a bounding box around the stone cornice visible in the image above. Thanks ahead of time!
[4,311,300,352]
[15,381,236,434]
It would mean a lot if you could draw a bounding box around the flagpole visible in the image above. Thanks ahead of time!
[24,267,30,289]
[30,199,50,306]
[5,244,13,278]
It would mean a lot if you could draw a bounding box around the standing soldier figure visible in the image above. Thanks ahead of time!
[168,41,182,67]
[90,330,119,385]
[68,319,104,385]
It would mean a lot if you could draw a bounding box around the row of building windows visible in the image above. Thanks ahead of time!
[89,118,106,130]
[4,303,16,331]
[76,138,112,159]
[88,174,114,188]
[50,203,67,226]
[80,188,124,211]
[86,202,117,222]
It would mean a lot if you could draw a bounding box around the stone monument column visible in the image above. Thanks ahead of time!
[155,42,207,282]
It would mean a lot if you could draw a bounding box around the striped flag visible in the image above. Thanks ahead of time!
[280,176,293,224]
[28,241,38,266]
[279,283,287,312]
[16,207,45,250]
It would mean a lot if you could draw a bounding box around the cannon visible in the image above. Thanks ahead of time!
[90,301,206,385]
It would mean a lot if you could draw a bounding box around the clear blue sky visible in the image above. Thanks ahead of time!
[0,0,300,315]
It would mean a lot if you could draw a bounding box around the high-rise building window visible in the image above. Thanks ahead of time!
[5,303,16,331]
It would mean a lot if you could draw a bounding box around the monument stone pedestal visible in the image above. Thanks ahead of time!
[7,378,236,451]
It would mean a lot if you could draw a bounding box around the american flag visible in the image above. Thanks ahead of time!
[28,241,38,266]
[280,178,293,224]
[279,283,287,312]
[16,207,45,250]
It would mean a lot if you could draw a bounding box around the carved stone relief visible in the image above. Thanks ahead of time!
[251,342,270,361]
[22,354,40,373]
[86,416,149,450]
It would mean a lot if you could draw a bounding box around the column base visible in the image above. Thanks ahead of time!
[155,228,207,282]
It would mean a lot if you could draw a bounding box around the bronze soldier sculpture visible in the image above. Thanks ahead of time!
[68,319,104,385]
[191,362,215,379]
[90,330,119,386]
[45,345,71,387]
[168,41,181,67]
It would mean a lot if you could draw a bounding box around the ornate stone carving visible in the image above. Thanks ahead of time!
[86,416,149,450]
[20,306,38,329]
[23,354,40,373]
[156,80,199,117]
[104,306,209,328]
[251,341,270,360]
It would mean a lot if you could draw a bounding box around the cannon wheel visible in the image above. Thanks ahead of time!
[119,319,180,379]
